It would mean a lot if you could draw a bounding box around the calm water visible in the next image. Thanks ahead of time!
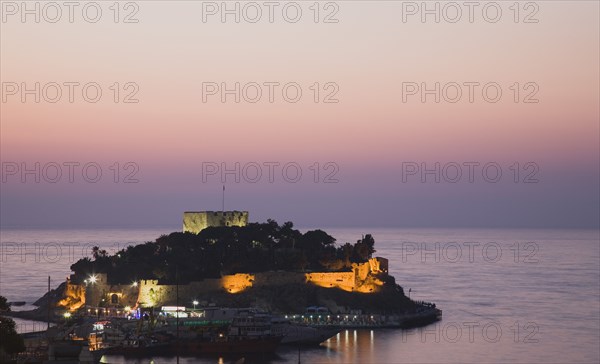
[1,227,599,363]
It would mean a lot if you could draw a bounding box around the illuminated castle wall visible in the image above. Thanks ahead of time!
[57,273,140,312]
[306,257,388,293]
[61,258,389,310]
[183,211,249,234]
[133,257,389,308]
[57,279,87,311]
[137,273,255,307]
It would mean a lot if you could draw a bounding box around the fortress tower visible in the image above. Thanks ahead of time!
[183,211,249,234]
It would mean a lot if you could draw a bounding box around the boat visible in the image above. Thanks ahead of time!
[89,318,173,356]
[171,307,337,345]
[177,311,282,354]
[271,316,340,345]
[89,308,338,356]
[103,333,172,356]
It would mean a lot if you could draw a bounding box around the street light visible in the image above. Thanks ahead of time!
[132,281,138,287]
[88,275,97,284]
[192,300,199,310]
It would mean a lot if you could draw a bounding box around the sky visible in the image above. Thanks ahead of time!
[1,1,599,229]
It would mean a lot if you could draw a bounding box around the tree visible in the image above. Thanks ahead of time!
[362,234,376,256]
[67,222,377,280]
[302,230,336,248]
[92,246,108,260]
[0,295,25,356]
[339,243,354,268]
[352,234,376,262]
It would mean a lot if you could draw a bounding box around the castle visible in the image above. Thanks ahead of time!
[57,211,391,313]
[183,211,249,234]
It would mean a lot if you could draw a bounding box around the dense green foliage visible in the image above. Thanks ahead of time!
[0,295,26,356]
[70,220,376,284]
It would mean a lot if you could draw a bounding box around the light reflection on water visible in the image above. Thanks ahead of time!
[1,228,599,363]
[99,329,377,364]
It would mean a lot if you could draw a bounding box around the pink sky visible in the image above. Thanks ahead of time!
[1,1,598,228]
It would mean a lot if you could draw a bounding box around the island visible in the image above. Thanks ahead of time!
[12,212,441,329]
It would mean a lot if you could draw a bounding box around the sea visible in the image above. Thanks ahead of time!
[0,227,598,364]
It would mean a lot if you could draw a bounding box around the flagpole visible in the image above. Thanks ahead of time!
[222,185,225,212]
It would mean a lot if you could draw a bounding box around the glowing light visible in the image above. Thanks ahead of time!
[88,275,97,284]
[132,281,138,287]
[124,306,131,312]
[222,274,254,293]
[63,312,71,318]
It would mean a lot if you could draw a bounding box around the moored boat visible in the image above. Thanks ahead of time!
[176,310,283,354]
[271,316,340,345]
[170,307,337,345]
[103,333,172,356]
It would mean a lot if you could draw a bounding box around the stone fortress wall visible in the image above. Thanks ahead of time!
[70,257,390,309]
[58,273,140,312]
[59,257,389,311]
